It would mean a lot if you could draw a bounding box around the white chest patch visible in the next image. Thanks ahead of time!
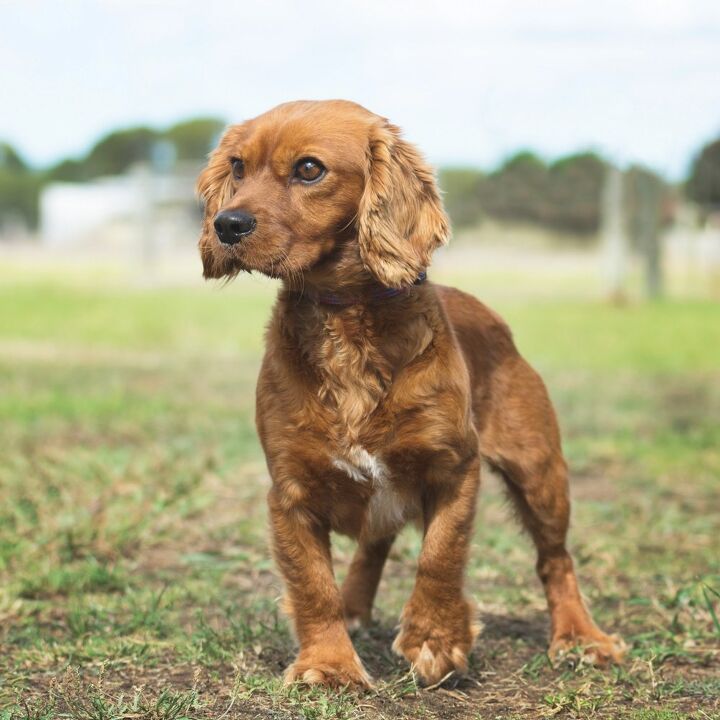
[332,445,387,485]
[332,445,417,539]
[364,481,415,539]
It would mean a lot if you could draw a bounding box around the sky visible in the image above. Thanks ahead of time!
[1,0,719,179]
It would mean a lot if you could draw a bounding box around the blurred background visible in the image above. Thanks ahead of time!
[1,1,720,298]
[1,2,719,718]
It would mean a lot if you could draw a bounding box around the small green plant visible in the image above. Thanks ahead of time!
[702,583,720,635]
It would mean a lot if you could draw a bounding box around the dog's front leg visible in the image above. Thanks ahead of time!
[267,486,371,688]
[393,451,481,685]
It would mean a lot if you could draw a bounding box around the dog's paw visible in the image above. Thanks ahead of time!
[343,603,374,632]
[392,597,478,685]
[344,613,367,633]
[284,648,372,689]
[342,595,371,632]
[549,629,627,667]
[393,635,469,685]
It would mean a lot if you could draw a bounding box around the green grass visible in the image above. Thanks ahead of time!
[1,267,719,719]
[4,273,719,372]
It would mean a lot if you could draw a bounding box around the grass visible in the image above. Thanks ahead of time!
[1,261,719,719]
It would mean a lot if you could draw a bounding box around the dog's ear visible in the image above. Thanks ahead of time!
[196,126,235,279]
[357,120,450,288]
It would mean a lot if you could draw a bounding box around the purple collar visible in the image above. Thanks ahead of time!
[299,271,427,307]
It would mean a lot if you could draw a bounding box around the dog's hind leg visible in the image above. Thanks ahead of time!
[480,357,626,666]
[341,535,394,630]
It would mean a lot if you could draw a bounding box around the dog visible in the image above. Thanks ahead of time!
[197,100,625,688]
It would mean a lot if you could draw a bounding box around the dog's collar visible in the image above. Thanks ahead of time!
[296,271,427,307]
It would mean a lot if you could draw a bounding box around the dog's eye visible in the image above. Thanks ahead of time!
[231,158,244,180]
[293,158,325,183]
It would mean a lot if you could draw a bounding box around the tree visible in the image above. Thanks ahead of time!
[478,151,549,225]
[82,126,160,178]
[546,152,607,234]
[0,142,28,172]
[439,151,609,239]
[0,117,228,230]
[438,168,484,228]
[687,138,720,213]
[163,117,225,161]
[44,117,226,183]
[46,158,85,183]
[0,142,42,228]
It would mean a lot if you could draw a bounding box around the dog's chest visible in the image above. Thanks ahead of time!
[307,309,435,537]
[331,444,419,539]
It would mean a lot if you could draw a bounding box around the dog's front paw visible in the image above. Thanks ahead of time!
[549,629,627,667]
[392,596,478,685]
[284,646,372,689]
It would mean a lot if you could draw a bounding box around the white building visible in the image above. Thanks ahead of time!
[39,162,202,259]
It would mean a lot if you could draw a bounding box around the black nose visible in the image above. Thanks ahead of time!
[213,210,256,245]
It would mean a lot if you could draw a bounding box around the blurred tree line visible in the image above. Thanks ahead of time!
[0,143,44,228]
[440,151,675,242]
[686,139,720,220]
[0,118,224,228]
[441,151,608,235]
[441,138,719,240]
[1,121,719,233]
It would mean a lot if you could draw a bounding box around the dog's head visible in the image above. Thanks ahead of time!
[197,100,449,289]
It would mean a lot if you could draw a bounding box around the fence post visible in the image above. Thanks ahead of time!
[602,164,628,302]
[636,173,664,299]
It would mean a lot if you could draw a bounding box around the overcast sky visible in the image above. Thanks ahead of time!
[1,0,719,178]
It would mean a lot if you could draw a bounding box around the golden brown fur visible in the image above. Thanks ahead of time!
[197,100,625,688]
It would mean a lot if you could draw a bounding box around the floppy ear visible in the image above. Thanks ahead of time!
[357,120,450,288]
[196,127,236,279]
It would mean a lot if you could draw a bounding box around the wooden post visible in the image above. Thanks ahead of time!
[636,173,664,299]
[602,164,628,302]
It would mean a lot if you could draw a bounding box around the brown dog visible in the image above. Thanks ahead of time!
[197,100,625,687]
